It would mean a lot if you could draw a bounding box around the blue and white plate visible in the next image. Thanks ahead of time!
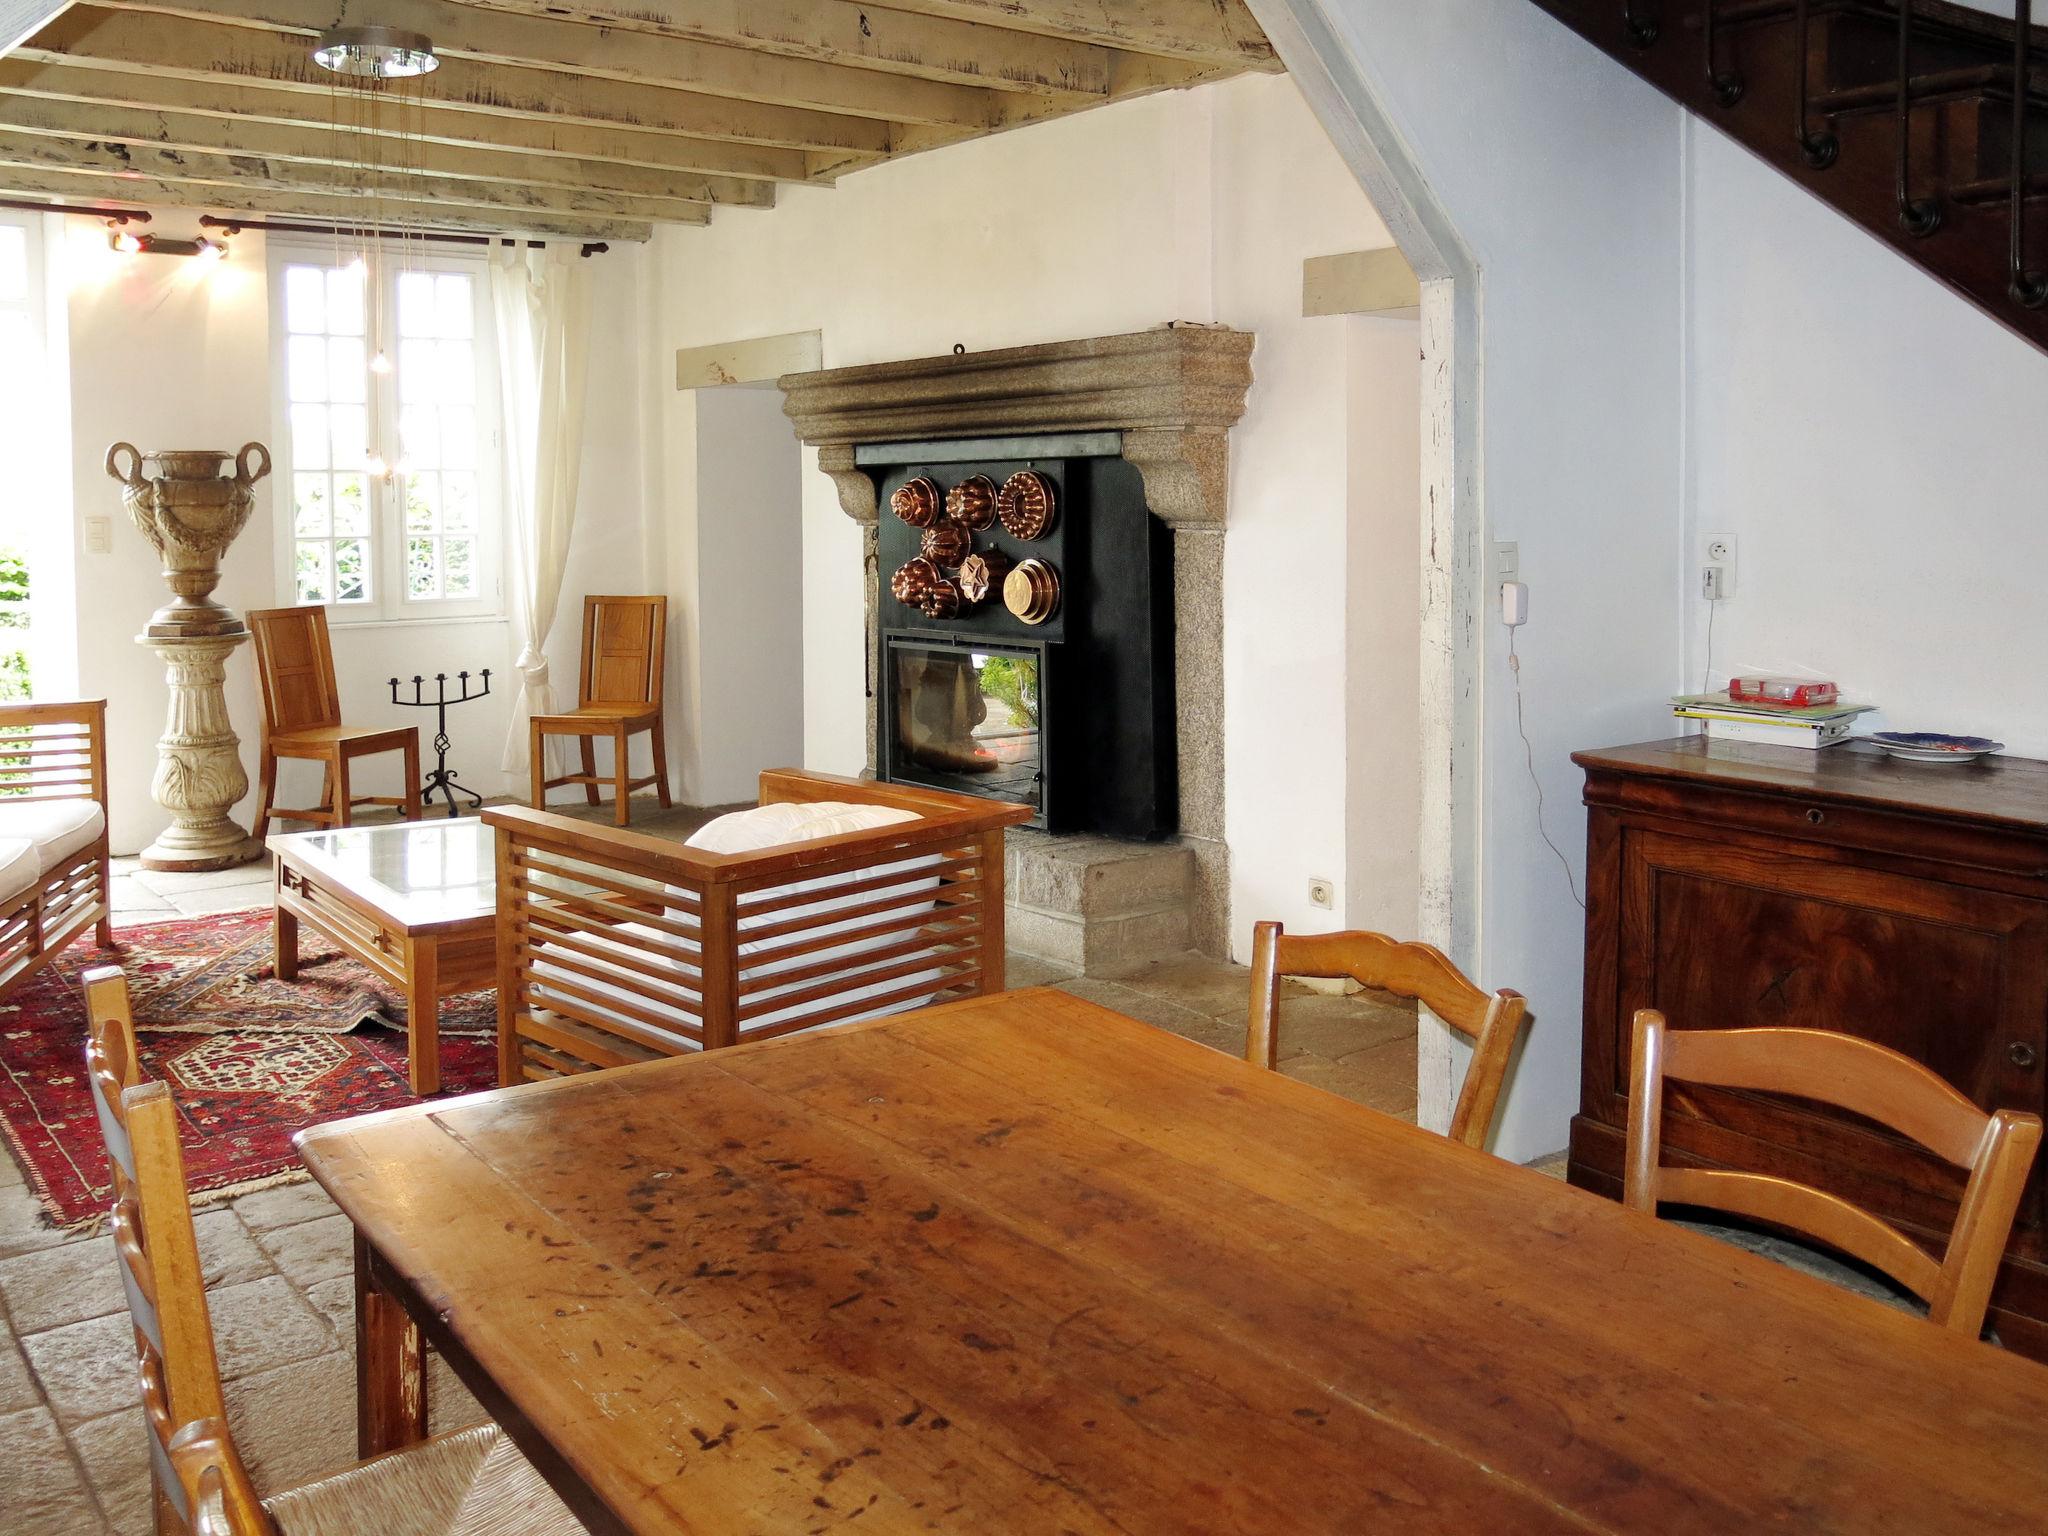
[1868,732,2005,765]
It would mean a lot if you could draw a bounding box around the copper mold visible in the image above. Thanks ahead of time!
[1003,558,1060,625]
[891,475,941,528]
[919,577,962,620]
[890,557,940,607]
[957,549,1010,606]
[996,470,1056,541]
[920,521,972,568]
[945,474,997,531]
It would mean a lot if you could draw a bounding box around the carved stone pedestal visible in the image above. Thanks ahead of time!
[135,632,261,872]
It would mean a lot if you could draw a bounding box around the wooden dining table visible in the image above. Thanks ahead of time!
[296,987,2048,1534]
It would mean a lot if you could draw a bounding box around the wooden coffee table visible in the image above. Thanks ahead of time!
[268,818,496,1095]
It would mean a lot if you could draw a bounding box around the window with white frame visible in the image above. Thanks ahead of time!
[270,243,500,622]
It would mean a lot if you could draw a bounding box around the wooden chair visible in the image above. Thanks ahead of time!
[529,594,671,828]
[1625,1008,2044,1339]
[80,965,577,1536]
[247,606,421,841]
[1246,921,1528,1151]
[0,698,112,1000]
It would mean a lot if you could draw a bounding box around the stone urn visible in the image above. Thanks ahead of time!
[104,442,270,637]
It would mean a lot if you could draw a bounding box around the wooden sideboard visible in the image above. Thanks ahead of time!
[1569,737,2048,1359]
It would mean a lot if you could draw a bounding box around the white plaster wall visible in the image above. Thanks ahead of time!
[52,214,651,851]
[1681,118,2048,751]
[1299,0,1685,1159]
[651,71,1412,955]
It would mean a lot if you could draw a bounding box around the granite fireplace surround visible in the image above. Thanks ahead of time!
[778,325,1254,961]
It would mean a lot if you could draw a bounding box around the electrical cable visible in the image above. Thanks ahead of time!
[1508,627,1585,911]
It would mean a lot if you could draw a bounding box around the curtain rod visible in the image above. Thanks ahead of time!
[195,216,608,258]
[0,196,152,223]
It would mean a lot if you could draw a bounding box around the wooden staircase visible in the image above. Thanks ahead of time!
[1526,0,2048,352]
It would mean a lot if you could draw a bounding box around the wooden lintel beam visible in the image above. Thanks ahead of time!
[90,0,996,128]
[0,91,774,205]
[0,130,714,222]
[1303,247,1421,317]
[0,60,814,181]
[0,162,651,238]
[448,0,1113,98]
[20,9,906,154]
[870,0,1278,73]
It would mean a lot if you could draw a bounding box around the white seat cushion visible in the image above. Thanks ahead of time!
[0,837,38,904]
[0,799,105,874]
[683,799,920,855]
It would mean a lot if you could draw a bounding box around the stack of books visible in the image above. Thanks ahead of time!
[1672,692,1875,750]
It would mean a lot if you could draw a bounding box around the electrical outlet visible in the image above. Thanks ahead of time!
[1307,877,1334,910]
[1700,532,1736,598]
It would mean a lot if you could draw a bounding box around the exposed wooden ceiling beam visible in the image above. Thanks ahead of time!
[0,131,714,222]
[0,162,650,237]
[0,91,775,204]
[0,59,816,181]
[19,9,908,153]
[3,0,67,52]
[446,0,1112,98]
[867,0,1279,73]
[102,0,1000,126]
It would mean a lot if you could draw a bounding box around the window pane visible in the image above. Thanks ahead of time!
[332,473,368,535]
[439,406,476,469]
[290,404,328,471]
[287,335,327,402]
[444,538,475,596]
[0,227,25,302]
[326,337,365,403]
[438,339,474,404]
[325,266,365,335]
[292,474,328,536]
[398,271,436,337]
[334,539,369,602]
[294,542,328,603]
[284,266,325,333]
[436,274,472,338]
[329,404,366,470]
[405,473,439,533]
[407,536,438,598]
[442,471,476,531]
[398,338,435,403]
[399,403,439,465]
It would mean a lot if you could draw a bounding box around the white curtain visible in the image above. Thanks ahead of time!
[490,241,593,775]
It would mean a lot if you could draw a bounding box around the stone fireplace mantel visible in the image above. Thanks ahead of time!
[777,324,1255,956]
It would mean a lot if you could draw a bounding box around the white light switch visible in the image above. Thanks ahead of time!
[84,516,112,555]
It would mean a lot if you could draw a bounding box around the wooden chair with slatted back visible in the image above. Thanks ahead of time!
[247,606,422,841]
[529,594,671,828]
[1247,921,1528,1151]
[80,965,579,1536]
[1625,1008,2044,1339]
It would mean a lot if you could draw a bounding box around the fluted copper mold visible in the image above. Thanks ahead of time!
[890,557,940,606]
[996,470,1055,541]
[1003,558,1060,625]
[920,521,972,568]
[957,549,1010,605]
[891,475,941,528]
[945,474,997,531]
[919,578,962,620]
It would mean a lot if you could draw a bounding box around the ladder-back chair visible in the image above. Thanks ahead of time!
[529,594,671,828]
[1625,1008,2044,1340]
[247,607,421,841]
[1247,921,1528,1152]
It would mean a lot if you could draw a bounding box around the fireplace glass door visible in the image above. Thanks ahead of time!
[885,638,1044,820]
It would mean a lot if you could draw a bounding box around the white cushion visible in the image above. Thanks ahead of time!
[0,837,38,904]
[0,800,105,873]
[683,799,920,855]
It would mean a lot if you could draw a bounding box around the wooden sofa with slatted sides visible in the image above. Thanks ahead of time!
[486,769,1034,1084]
[0,699,112,999]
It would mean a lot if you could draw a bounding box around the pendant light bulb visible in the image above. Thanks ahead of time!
[369,350,393,376]
[366,453,388,479]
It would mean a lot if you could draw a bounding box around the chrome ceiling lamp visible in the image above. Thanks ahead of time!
[312,24,439,79]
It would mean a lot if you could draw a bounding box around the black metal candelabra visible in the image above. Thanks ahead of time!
[388,669,492,818]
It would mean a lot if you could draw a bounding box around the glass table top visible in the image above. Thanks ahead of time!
[271,817,495,929]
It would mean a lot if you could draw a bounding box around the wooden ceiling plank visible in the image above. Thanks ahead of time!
[0,91,774,204]
[19,9,903,153]
[861,0,1278,72]
[0,162,652,237]
[0,61,814,181]
[0,130,715,221]
[446,0,1111,98]
[92,0,995,128]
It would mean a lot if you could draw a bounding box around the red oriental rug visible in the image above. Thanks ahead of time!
[0,911,499,1229]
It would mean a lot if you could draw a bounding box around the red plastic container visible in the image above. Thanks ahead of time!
[1728,676,1839,709]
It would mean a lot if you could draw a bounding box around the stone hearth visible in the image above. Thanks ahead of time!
[779,324,1253,958]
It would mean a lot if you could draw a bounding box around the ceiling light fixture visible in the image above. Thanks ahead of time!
[311,25,439,78]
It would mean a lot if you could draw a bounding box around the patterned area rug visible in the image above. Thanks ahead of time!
[0,912,499,1229]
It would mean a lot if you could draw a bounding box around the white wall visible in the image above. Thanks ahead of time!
[1291,0,1686,1159]
[50,214,653,852]
[651,70,1418,951]
[1681,117,2048,750]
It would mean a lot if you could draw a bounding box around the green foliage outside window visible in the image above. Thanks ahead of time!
[979,655,1038,730]
[0,546,30,702]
